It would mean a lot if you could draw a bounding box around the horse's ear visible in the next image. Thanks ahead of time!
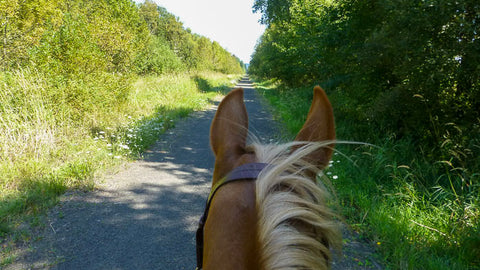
[210,88,248,179]
[295,86,335,168]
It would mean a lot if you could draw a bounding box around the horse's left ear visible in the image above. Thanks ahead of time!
[295,86,335,168]
[210,88,249,181]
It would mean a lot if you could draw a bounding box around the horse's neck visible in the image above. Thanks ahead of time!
[203,181,261,270]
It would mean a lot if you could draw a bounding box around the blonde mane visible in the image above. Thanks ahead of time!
[251,141,342,269]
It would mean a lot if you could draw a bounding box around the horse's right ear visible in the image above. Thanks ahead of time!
[210,88,249,181]
[295,86,335,168]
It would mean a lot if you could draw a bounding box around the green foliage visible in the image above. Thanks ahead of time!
[253,0,293,25]
[1,0,243,75]
[250,0,479,159]
[139,1,244,73]
[0,0,244,252]
[251,3,479,267]
[0,0,63,69]
[135,36,185,74]
[251,0,480,265]
[328,140,480,269]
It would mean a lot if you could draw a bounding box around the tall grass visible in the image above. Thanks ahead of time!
[0,70,240,239]
[255,80,480,269]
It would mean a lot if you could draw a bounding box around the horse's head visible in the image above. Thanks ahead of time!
[201,86,338,269]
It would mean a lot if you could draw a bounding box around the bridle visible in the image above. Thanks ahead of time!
[196,163,269,270]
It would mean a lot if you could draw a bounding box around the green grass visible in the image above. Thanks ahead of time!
[0,70,240,259]
[254,79,480,269]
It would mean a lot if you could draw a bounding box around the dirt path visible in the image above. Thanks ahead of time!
[5,77,383,269]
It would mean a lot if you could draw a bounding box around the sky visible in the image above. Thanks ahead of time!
[143,0,266,63]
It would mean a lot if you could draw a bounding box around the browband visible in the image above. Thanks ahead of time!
[207,162,270,203]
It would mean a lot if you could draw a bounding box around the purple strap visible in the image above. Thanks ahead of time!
[207,163,269,202]
[228,162,270,180]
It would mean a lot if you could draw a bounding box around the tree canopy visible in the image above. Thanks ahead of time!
[250,0,479,165]
[0,0,245,74]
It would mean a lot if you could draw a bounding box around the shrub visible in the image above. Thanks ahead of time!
[135,36,185,74]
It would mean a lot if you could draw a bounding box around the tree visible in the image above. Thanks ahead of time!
[250,0,479,161]
[0,0,63,69]
[138,0,161,36]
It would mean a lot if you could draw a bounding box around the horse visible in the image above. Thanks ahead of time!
[196,86,342,270]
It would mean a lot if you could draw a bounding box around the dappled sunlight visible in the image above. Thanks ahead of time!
[20,156,214,269]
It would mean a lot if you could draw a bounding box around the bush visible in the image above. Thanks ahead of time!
[135,36,185,74]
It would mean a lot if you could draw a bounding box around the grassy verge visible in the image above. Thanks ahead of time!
[254,79,479,269]
[0,71,240,265]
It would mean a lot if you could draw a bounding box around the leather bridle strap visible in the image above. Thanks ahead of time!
[196,163,269,270]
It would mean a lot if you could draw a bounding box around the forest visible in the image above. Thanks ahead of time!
[0,0,243,243]
[250,0,479,268]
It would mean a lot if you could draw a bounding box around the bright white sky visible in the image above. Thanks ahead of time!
[139,0,266,63]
